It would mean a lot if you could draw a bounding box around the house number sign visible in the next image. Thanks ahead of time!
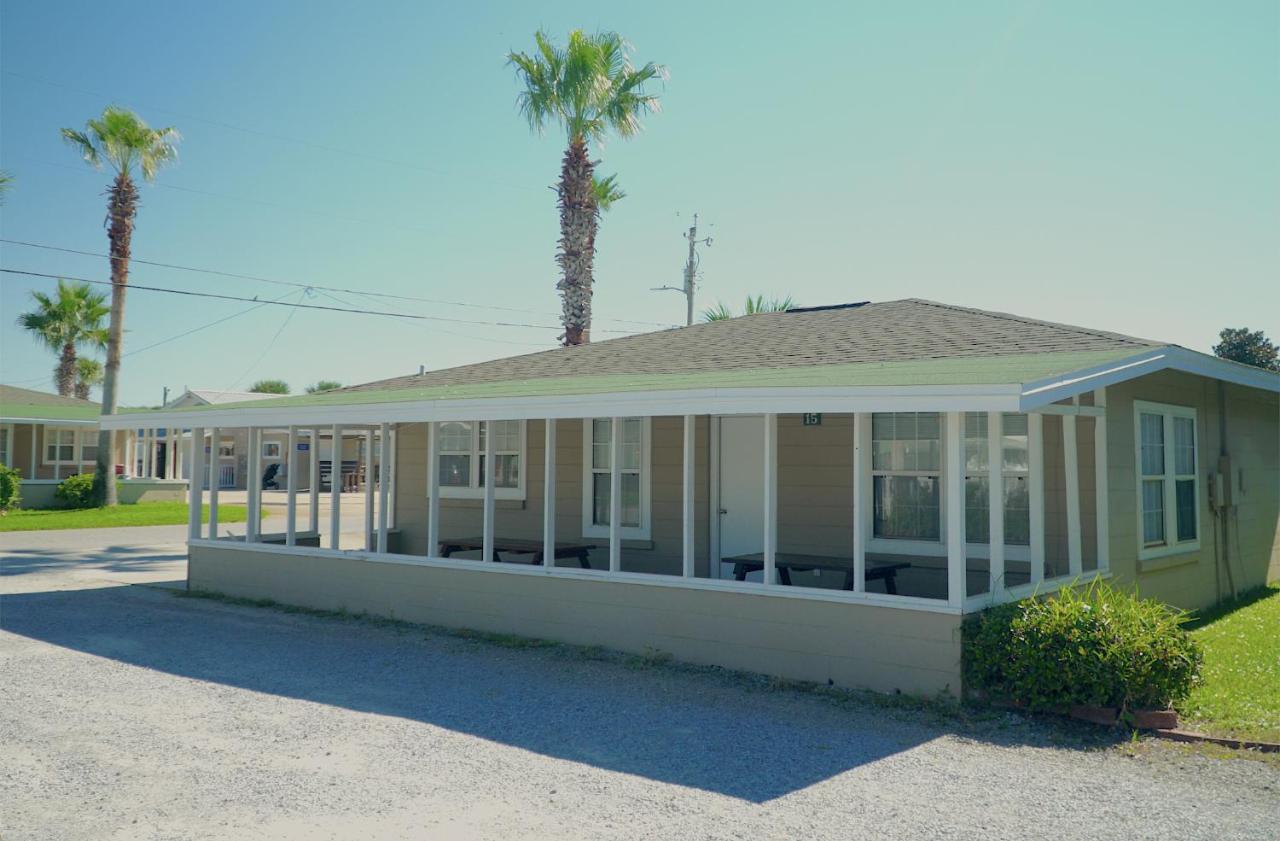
[802,413,822,426]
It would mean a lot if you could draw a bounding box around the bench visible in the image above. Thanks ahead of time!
[725,552,910,594]
[438,537,593,569]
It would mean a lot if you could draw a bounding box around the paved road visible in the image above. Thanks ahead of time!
[1,533,1276,840]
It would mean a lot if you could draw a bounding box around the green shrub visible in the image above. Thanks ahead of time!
[0,465,21,512]
[963,579,1202,713]
[54,473,97,509]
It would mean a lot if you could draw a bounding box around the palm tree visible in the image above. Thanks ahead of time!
[74,358,104,400]
[508,30,664,346]
[62,106,180,505]
[701,295,796,322]
[17,280,109,396]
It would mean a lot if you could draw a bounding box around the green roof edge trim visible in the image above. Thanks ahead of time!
[126,349,1148,416]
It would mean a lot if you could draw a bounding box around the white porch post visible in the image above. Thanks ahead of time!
[1063,414,1083,577]
[246,427,261,543]
[30,424,38,479]
[608,417,621,572]
[377,422,391,553]
[168,430,177,479]
[945,411,965,607]
[482,420,496,563]
[762,413,778,585]
[330,425,342,550]
[53,428,61,481]
[388,428,397,529]
[681,414,695,578]
[852,412,868,592]
[175,432,184,481]
[285,425,298,546]
[364,430,375,550]
[308,428,320,534]
[123,431,133,478]
[1029,412,1046,584]
[1093,389,1110,572]
[144,428,153,477]
[187,427,205,541]
[72,427,82,473]
[208,426,220,538]
[543,419,556,571]
[987,411,1005,596]
[426,421,440,557]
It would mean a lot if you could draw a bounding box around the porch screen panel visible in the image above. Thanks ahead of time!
[479,420,521,489]
[963,413,1030,545]
[591,418,641,528]
[437,422,472,488]
[871,412,940,541]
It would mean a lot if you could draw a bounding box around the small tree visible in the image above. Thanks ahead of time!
[1213,327,1279,371]
[17,280,109,396]
[74,358,104,400]
[305,380,343,394]
[249,379,290,395]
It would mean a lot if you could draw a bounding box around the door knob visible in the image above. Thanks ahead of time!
[718,508,728,515]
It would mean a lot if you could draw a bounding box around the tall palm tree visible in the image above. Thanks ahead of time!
[701,295,796,322]
[508,31,664,346]
[62,106,180,505]
[17,280,109,396]
[74,358,104,400]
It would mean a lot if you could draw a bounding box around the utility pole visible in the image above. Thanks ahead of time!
[653,214,712,326]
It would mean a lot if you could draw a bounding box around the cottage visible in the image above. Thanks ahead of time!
[103,300,1280,695]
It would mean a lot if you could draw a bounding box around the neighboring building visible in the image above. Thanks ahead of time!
[164,389,368,491]
[107,300,1280,696]
[0,384,183,508]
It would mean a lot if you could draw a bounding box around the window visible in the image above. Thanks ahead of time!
[218,439,235,458]
[43,427,96,465]
[1135,402,1199,559]
[871,412,941,541]
[433,420,526,499]
[262,441,282,460]
[0,426,10,467]
[963,413,1031,546]
[582,417,650,539]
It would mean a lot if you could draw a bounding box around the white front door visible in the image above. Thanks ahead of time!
[717,416,765,580]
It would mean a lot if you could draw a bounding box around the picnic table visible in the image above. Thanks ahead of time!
[725,552,910,594]
[438,537,593,569]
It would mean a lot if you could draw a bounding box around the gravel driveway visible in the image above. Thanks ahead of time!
[1,538,1276,840]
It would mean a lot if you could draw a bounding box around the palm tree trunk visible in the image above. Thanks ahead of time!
[93,172,138,506]
[56,342,77,397]
[556,135,598,346]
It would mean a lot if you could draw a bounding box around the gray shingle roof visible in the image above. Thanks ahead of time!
[342,299,1159,394]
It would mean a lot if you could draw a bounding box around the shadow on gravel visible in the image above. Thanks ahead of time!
[0,585,1121,802]
[0,547,186,576]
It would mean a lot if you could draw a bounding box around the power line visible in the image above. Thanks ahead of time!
[221,290,306,394]
[0,268,574,331]
[0,238,676,329]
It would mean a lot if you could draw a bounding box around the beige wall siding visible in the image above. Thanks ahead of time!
[1105,371,1279,609]
[190,544,962,696]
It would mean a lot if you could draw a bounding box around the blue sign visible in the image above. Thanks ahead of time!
[298,442,310,451]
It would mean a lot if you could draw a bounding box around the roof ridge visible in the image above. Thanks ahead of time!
[901,298,1161,347]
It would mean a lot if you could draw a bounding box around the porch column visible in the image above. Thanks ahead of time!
[285,425,298,547]
[762,413,778,585]
[1093,389,1110,572]
[1063,413,1082,577]
[143,428,152,477]
[208,426,220,537]
[364,429,375,550]
[608,417,621,572]
[168,430,177,479]
[987,411,1005,596]
[1028,412,1046,584]
[174,432,183,481]
[53,428,61,481]
[29,424,38,480]
[852,413,868,592]
[482,420,496,563]
[330,425,342,550]
[543,418,556,572]
[377,422,391,553]
[945,411,965,607]
[123,431,133,478]
[308,428,320,535]
[426,421,440,556]
[388,428,398,529]
[187,427,205,541]
[73,427,82,473]
[681,414,695,578]
[246,427,261,543]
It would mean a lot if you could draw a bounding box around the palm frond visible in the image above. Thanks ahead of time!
[701,301,734,322]
[62,105,180,181]
[592,173,626,212]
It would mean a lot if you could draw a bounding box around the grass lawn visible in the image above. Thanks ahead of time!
[1177,583,1280,743]
[0,502,250,532]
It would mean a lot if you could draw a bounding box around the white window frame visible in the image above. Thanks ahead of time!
[0,424,12,467]
[42,426,95,466]
[262,441,282,460]
[581,417,652,540]
[867,412,946,556]
[218,438,236,458]
[1134,400,1200,561]
[431,420,527,501]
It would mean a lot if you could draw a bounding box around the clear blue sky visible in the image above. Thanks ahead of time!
[2,0,1277,405]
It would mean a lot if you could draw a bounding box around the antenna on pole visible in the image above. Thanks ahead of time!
[652,213,712,326]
